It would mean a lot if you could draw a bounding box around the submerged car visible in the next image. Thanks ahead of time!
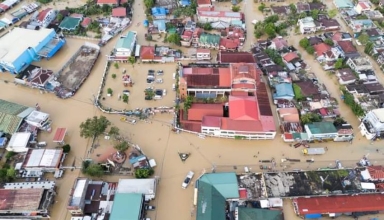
[182,171,194,189]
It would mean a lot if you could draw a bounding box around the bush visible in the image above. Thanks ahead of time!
[135,168,154,178]
[232,5,240,12]
[112,74,116,79]
[114,63,119,69]
[5,152,16,160]
[107,88,113,95]
[122,94,129,103]
[62,144,71,153]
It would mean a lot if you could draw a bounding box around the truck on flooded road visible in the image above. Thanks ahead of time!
[302,148,326,155]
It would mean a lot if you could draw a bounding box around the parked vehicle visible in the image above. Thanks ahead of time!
[173,73,176,79]
[182,171,194,189]
[302,148,325,155]
[157,70,163,75]
[145,205,156,210]
[147,78,154,84]
[156,78,163,84]
[172,84,176,91]
[122,90,130,96]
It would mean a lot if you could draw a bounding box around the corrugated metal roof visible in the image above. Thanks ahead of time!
[0,99,29,134]
[256,82,273,116]
[110,193,143,220]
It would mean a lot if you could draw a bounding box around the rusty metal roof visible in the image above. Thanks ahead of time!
[256,82,273,116]
[0,188,44,211]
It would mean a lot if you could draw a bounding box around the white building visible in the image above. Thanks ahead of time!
[36,8,57,28]
[6,132,32,152]
[196,48,211,60]
[21,148,64,172]
[25,110,50,129]
[116,178,158,201]
[359,108,384,140]
[346,56,372,73]
[354,1,371,14]
[197,9,242,23]
[298,17,316,34]
[114,31,137,59]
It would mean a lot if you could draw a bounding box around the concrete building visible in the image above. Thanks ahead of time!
[346,56,371,73]
[21,149,64,172]
[304,121,354,141]
[354,1,371,14]
[116,178,158,201]
[0,28,64,73]
[336,68,357,85]
[36,8,56,28]
[359,108,384,140]
[298,17,317,34]
[0,99,36,134]
[197,9,242,23]
[114,31,137,60]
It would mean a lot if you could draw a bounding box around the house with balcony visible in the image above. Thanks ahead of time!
[314,43,332,62]
[349,19,375,33]
[363,10,384,21]
[354,1,371,14]
[337,40,360,58]
[36,8,56,28]
[269,36,288,51]
[318,18,341,31]
[298,17,317,34]
[181,30,193,47]
[346,56,371,73]
[359,108,384,139]
[198,32,220,49]
[336,68,357,85]
[196,48,211,60]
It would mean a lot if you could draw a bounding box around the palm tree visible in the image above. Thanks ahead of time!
[114,140,129,157]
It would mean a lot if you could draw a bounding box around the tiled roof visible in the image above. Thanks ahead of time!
[337,40,357,53]
[188,104,223,121]
[314,43,331,55]
[140,46,155,60]
[218,51,255,63]
[81,17,92,28]
[229,96,259,120]
[283,52,299,63]
[37,8,52,22]
[256,82,273,116]
[97,0,118,4]
[197,0,211,5]
[0,99,29,134]
[368,166,384,180]
[294,194,384,215]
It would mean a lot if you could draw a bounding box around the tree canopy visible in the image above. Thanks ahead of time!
[299,38,309,48]
[79,116,111,139]
[114,140,130,153]
[166,33,181,46]
[334,58,344,69]
[135,168,154,178]
[358,32,370,45]
[108,126,120,137]
[300,113,322,124]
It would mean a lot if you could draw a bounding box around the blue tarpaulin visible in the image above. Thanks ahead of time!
[305,213,321,219]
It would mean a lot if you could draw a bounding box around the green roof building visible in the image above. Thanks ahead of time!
[115,31,137,57]
[238,207,282,220]
[59,17,81,31]
[199,33,220,48]
[304,121,339,140]
[0,99,33,134]
[196,172,239,220]
[110,193,144,220]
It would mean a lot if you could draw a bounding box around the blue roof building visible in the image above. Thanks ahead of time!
[333,0,353,9]
[179,0,191,6]
[273,83,294,100]
[110,193,144,220]
[115,31,137,59]
[196,172,239,220]
[0,28,65,74]
[151,7,168,19]
[153,19,167,33]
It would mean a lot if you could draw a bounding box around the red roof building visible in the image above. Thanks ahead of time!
[140,46,155,61]
[37,8,52,22]
[314,43,332,56]
[112,7,126,17]
[294,194,384,215]
[197,0,212,7]
[283,52,299,63]
[81,17,92,28]
[97,0,118,5]
[188,104,223,121]
[217,51,255,63]
[367,166,384,180]
[229,96,259,120]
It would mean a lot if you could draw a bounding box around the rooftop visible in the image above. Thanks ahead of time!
[229,96,259,120]
[0,99,32,134]
[197,173,239,220]
[237,173,267,199]
[337,40,357,53]
[116,178,156,195]
[372,108,384,122]
[37,8,53,22]
[0,188,44,211]
[197,9,242,19]
[337,68,356,81]
[283,52,299,63]
[238,207,282,220]
[265,169,362,198]
[295,81,319,96]
[22,149,63,168]
[314,43,331,55]
[218,51,255,63]
[183,66,231,88]
[68,178,88,207]
[294,194,384,215]
[59,17,81,30]
[112,7,126,17]
[116,31,136,50]
[188,104,223,121]
[110,193,143,220]
[0,28,54,63]
[306,121,338,134]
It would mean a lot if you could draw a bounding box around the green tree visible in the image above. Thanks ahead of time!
[107,88,113,95]
[334,58,343,69]
[0,168,7,182]
[299,38,310,48]
[122,94,129,103]
[6,168,15,181]
[135,168,154,178]
[111,73,116,79]
[114,140,129,153]
[289,3,297,14]
[203,23,212,30]
[293,83,304,100]
[300,113,322,124]
[184,95,193,113]
[56,13,64,22]
[306,46,315,54]
[324,38,334,46]
[265,23,276,38]
[232,5,240,12]
[5,152,16,160]
[108,126,120,137]
[358,32,370,45]
[85,164,104,177]
[299,12,307,19]
[62,144,71,153]
[166,33,181,46]
[310,9,319,19]
[114,62,119,69]
[128,56,135,67]
[79,116,111,139]
[258,3,266,12]
[365,41,374,54]
[328,9,337,18]
[144,0,155,9]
